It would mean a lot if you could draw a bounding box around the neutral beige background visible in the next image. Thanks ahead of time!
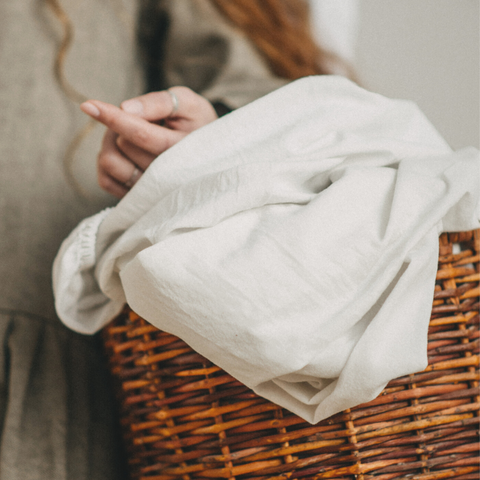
[354,0,479,150]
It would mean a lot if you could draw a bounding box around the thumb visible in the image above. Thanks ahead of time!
[120,87,216,127]
[121,88,190,121]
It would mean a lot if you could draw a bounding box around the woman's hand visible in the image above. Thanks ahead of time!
[80,87,218,198]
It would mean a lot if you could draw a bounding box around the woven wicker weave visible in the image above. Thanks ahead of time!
[102,230,479,480]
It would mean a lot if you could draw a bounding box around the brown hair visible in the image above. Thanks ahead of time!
[45,0,88,104]
[210,0,352,80]
[47,0,352,101]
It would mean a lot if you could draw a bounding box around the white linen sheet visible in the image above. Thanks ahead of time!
[53,76,479,423]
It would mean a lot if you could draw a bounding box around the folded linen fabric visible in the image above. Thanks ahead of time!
[53,76,480,424]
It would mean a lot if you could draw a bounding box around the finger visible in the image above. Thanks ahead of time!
[120,87,217,127]
[120,88,196,121]
[98,130,143,187]
[120,90,177,120]
[116,136,157,171]
[81,100,185,154]
[98,174,129,199]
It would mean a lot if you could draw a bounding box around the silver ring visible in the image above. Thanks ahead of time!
[124,166,141,188]
[167,89,179,117]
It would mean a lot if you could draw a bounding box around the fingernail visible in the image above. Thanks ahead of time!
[121,99,143,115]
[80,101,100,117]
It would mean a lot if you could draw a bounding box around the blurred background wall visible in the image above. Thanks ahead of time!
[310,0,479,150]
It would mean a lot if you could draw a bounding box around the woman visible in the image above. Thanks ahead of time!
[0,1,336,479]
[92,0,346,198]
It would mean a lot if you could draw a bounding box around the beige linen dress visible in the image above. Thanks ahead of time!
[0,0,286,478]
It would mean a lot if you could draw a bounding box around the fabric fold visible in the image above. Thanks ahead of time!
[53,76,480,423]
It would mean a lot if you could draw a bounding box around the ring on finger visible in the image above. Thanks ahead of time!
[167,89,179,118]
[124,166,141,188]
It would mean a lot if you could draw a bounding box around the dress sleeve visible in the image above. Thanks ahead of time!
[52,208,124,334]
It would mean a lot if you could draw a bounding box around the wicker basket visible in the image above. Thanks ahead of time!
[102,230,479,480]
